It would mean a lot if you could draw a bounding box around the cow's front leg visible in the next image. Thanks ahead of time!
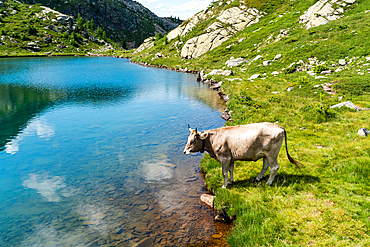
[220,157,231,188]
[228,161,234,185]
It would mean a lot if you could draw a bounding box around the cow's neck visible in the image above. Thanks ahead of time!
[203,132,216,158]
[200,139,205,153]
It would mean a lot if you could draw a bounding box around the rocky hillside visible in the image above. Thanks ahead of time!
[129,0,370,246]
[132,0,370,110]
[20,0,182,49]
[0,0,116,55]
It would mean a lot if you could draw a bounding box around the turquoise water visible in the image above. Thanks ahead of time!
[0,57,225,246]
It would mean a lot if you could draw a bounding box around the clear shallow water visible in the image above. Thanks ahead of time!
[0,57,225,246]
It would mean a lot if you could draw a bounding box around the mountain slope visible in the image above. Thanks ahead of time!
[20,0,182,48]
[0,0,115,55]
[129,0,370,246]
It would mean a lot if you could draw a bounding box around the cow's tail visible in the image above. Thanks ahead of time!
[283,129,304,172]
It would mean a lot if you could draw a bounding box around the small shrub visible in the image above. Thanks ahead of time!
[297,76,309,85]
[301,101,336,123]
[284,63,298,74]
[10,32,20,38]
[26,25,37,35]
[338,24,348,30]
[313,64,329,74]
[285,82,297,90]
[269,95,281,103]
[285,38,298,43]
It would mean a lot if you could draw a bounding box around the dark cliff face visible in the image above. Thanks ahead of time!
[21,0,182,48]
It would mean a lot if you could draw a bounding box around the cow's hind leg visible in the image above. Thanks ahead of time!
[220,157,231,188]
[256,157,269,182]
[228,161,234,185]
[266,158,279,185]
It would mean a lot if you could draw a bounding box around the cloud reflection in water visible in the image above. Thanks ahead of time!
[22,173,78,202]
[142,159,176,183]
[5,118,55,154]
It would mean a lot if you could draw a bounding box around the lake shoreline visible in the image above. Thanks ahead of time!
[127,58,234,247]
[0,54,232,246]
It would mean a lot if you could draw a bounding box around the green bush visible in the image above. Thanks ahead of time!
[268,95,281,103]
[297,76,309,85]
[284,63,298,74]
[26,25,37,35]
[313,64,329,74]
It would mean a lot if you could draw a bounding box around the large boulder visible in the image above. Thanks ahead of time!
[299,0,356,29]
[26,42,41,51]
[225,57,247,67]
[330,101,360,111]
[206,69,233,77]
[217,6,260,31]
[56,15,74,26]
[181,29,231,59]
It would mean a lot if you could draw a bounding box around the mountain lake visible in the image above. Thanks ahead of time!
[0,56,226,246]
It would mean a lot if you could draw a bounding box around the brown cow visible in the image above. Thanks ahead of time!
[183,123,302,188]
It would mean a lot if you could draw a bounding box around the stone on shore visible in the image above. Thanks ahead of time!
[200,194,215,208]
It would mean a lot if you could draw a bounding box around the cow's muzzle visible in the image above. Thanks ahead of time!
[183,150,190,155]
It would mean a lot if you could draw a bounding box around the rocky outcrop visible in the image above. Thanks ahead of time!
[26,42,41,51]
[180,6,261,59]
[167,11,209,41]
[134,37,155,53]
[299,0,356,29]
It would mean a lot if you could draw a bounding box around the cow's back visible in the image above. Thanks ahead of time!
[209,123,285,161]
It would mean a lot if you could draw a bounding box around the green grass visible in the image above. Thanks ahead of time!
[107,0,370,245]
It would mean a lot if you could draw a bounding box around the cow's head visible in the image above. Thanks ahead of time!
[183,125,208,155]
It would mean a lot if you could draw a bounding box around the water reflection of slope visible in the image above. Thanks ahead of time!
[0,83,136,151]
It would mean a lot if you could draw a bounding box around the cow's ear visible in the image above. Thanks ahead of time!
[200,132,208,140]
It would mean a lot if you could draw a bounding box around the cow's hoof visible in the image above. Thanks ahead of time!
[222,185,227,189]
[254,178,261,183]
[228,181,233,185]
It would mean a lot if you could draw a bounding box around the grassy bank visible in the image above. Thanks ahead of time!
[128,0,370,246]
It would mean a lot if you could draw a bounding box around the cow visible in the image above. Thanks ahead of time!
[183,122,303,188]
